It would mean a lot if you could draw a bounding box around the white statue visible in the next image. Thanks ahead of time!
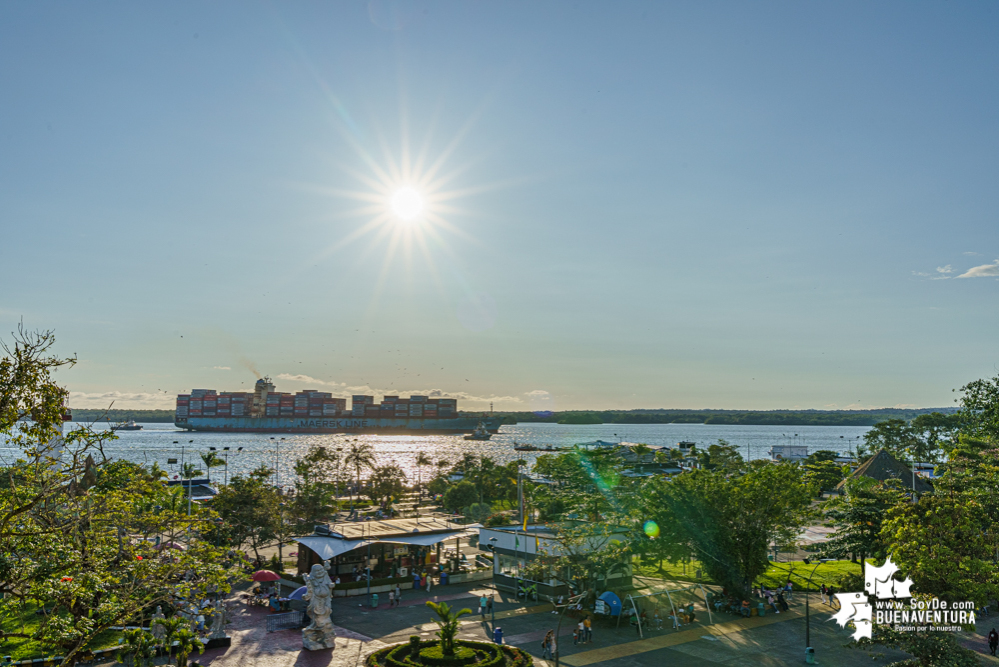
[208,600,230,640]
[151,606,166,642]
[302,561,337,650]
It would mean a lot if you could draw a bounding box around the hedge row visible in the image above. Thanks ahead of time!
[367,639,532,667]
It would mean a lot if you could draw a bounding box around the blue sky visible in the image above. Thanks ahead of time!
[1,1,997,411]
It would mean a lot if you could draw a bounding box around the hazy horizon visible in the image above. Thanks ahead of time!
[3,2,997,411]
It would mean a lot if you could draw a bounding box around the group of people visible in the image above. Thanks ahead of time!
[573,617,593,644]
[386,583,403,607]
[818,584,841,608]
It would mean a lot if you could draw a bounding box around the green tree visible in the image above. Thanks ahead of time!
[116,628,157,667]
[641,462,812,596]
[366,464,407,508]
[425,601,471,657]
[802,459,844,494]
[858,419,923,463]
[530,449,626,521]
[699,439,744,472]
[882,492,998,606]
[910,412,961,457]
[956,373,999,441]
[172,628,203,667]
[180,462,203,480]
[292,445,345,525]
[199,451,225,482]
[211,470,280,560]
[820,478,907,565]
[442,481,478,513]
[345,442,376,510]
[804,450,839,465]
[0,329,234,666]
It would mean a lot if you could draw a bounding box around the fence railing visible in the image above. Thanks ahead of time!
[266,611,304,632]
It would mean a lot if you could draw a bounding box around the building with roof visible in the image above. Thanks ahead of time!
[833,450,934,494]
[478,524,632,600]
[294,517,479,580]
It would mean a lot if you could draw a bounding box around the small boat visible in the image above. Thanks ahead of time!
[463,422,491,441]
[513,442,563,452]
[114,420,143,431]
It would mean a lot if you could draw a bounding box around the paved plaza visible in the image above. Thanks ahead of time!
[187,579,973,667]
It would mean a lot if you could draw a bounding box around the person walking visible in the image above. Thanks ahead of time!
[487,595,494,617]
[820,584,828,605]
[427,574,433,594]
[785,581,793,600]
[577,620,585,645]
[388,590,395,608]
[480,595,489,619]
[396,583,402,605]
[988,628,998,656]
[827,586,838,608]
[584,616,592,643]
[541,631,554,660]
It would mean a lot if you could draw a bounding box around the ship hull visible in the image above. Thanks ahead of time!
[175,416,502,434]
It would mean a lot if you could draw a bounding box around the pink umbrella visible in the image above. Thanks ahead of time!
[252,570,281,582]
[155,541,187,551]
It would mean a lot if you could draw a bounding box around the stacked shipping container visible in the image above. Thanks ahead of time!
[176,388,460,419]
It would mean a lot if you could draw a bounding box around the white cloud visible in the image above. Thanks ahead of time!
[525,390,551,397]
[964,251,980,256]
[69,391,176,409]
[935,265,953,274]
[957,259,999,278]
[275,373,338,386]
[212,366,231,370]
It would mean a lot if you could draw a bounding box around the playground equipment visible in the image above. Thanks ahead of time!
[619,582,714,639]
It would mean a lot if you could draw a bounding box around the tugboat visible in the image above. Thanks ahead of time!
[114,420,143,431]
[463,422,491,441]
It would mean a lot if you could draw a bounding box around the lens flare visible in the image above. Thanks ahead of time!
[643,520,660,539]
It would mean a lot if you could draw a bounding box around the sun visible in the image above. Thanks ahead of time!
[390,187,424,222]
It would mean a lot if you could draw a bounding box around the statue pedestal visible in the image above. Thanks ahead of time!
[302,626,337,651]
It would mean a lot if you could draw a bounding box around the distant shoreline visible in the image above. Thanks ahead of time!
[68,406,956,427]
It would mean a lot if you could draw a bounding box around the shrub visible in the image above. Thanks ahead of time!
[365,640,531,667]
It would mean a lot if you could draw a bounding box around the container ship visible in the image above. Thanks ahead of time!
[174,378,502,434]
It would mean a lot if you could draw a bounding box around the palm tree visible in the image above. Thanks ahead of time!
[199,452,225,482]
[416,452,432,498]
[180,462,203,480]
[172,628,203,667]
[425,601,472,656]
[153,616,185,658]
[344,441,376,512]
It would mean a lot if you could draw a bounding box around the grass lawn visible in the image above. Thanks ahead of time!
[634,557,863,591]
[0,605,122,661]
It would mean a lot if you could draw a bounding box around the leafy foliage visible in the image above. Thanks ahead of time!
[0,329,234,667]
[425,601,471,656]
[640,463,812,596]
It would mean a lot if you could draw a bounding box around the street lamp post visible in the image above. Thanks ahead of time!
[789,559,823,664]
[554,592,585,667]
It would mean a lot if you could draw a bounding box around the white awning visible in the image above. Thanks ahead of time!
[375,529,474,547]
[294,536,375,560]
